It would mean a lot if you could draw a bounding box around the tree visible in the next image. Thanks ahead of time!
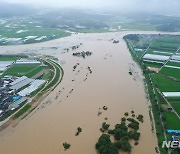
[96,134,118,154]
[114,128,128,140]
[128,122,139,131]
[63,142,71,150]
[102,122,110,131]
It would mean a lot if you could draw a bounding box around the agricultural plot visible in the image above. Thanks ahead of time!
[152,73,180,92]
[3,65,38,76]
[26,65,48,78]
[0,57,19,61]
[164,112,180,130]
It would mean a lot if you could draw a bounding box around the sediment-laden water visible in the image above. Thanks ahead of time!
[0,31,179,154]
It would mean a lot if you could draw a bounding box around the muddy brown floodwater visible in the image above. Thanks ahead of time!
[0,31,179,154]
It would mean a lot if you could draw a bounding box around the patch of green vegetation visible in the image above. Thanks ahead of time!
[42,60,63,92]
[160,67,180,79]
[12,104,31,120]
[42,71,52,81]
[96,112,143,154]
[152,73,180,92]
[164,112,180,130]
[170,103,180,115]
[63,142,71,150]
[75,127,82,136]
[0,57,18,61]
[26,65,48,78]
[3,65,38,76]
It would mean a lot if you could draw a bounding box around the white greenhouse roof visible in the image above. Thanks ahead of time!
[143,54,170,61]
[163,92,180,97]
[164,65,180,69]
[171,55,180,61]
[15,59,41,64]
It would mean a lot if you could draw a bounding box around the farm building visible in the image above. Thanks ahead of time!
[10,76,27,86]
[143,54,170,61]
[8,97,27,110]
[18,79,45,96]
[10,76,34,91]
[162,92,180,97]
[15,59,41,65]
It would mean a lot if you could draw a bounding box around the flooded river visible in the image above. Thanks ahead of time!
[1,31,178,154]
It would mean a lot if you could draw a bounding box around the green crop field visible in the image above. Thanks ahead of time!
[152,73,180,92]
[3,65,38,76]
[26,65,48,78]
[160,67,180,79]
[170,103,180,115]
[0,57,18,61]
[164,112,180,130]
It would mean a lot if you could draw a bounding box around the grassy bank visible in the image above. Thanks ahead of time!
[12,104,31,120]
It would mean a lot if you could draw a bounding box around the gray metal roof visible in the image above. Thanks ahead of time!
[11,78,34,90]
[10,76,27,86]
[18,79,45,96]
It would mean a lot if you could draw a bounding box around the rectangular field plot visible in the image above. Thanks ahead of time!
[152,73,180,92]
[3,65,38,76]
[150,41,179,52]
[164,112,180,130]
[160,67,180,79]
[26,65,48,78]
[0,57,18,61]
[146,49,174,56]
